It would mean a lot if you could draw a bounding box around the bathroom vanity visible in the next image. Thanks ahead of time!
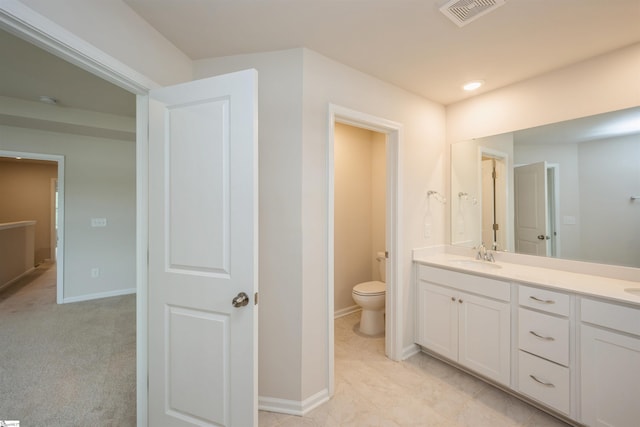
[413,249,640,427]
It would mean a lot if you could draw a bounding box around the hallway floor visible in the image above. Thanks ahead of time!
[0,262,136,426]
[259,311,572,426]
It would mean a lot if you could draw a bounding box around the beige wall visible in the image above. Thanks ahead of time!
[0,159,57,263]
[334,123,386,314]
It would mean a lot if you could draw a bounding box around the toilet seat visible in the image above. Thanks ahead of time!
[353,281,385,296]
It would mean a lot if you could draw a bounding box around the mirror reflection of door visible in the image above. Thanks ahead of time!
[481,155,507,251]
[514,161,550,255]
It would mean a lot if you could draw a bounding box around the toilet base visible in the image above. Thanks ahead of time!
[359,309,385,335]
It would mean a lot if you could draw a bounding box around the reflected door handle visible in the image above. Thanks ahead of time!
[537,235,550,240]
[232,292,249,308]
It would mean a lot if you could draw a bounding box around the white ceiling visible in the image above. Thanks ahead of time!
[1,0,638,121]
[123,0,640,105]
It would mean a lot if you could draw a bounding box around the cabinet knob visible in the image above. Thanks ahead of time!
[451,297,455,302]
[458,299,463,303]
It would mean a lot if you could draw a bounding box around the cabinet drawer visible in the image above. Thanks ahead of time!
[519,285,570,316]
[518,351,570,415]
[518,308,569,366]
[418,265,510,302]
[581,298,640,336]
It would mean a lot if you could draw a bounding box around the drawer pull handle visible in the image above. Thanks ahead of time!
[530,375,555,388]
[529,296,555,304]
[529,331,555,341]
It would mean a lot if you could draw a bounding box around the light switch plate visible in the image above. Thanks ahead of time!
[91,218,107,227]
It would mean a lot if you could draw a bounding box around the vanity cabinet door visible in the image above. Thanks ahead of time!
[416,282,458,361]
[581,324,640,427]
[416,280,510,385]
[458,291,511,385]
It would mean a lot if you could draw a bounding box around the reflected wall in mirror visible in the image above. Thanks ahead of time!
[451,106,640,268]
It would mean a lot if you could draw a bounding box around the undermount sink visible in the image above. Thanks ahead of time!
[448,259,502,270]
[625,288,640,297]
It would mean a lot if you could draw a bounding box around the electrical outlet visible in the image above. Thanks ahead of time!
[91,267,100,278]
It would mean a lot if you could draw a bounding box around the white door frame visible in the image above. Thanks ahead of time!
[0,3,155,425]
[327,104,403,395]
[50,177,57,262]
[0,151,64,302]
[478,147,510,251]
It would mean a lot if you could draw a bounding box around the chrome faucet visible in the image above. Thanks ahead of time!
[475,242,495,262]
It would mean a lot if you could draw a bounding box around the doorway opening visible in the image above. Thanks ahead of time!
[479,148,508,251]
[0,152,64,301]
[0,6,150,423]
[328,104,403,396]
[547,164,560,257]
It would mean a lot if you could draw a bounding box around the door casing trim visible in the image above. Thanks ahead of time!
[0,2,154,425]
[327,104,404,397]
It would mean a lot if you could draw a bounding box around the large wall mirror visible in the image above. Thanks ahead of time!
[451,106,640,268]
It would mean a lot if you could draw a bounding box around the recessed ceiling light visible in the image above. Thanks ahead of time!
[462,80,484,91]
[38,95,58,105]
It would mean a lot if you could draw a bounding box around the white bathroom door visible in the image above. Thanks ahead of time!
[147,69,258,426]
[514,161,549,256]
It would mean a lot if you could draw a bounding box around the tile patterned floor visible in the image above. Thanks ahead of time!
[259,312,572,426]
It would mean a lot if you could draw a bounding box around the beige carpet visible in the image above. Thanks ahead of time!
[0,262,136,426]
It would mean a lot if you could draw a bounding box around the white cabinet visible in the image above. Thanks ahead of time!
[516,286,572,415]
[580,299,640,427]
[416,266,510,385]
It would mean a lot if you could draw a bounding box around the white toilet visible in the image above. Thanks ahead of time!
[352,252,386,335]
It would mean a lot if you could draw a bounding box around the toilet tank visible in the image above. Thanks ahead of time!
[376,251,387,282]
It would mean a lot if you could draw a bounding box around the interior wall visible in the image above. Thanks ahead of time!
[578,133,640,267]
[0,125,136,301]
[194,49,305,404]
[0,159,57,263]
[13,0,193,87]
[334,123,386,315]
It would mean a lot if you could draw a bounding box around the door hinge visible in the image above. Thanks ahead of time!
[254,292,259,305]
[493,223,499,231]
[492,170,497,179]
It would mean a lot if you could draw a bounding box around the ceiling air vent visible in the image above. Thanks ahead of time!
[439,0,506,27]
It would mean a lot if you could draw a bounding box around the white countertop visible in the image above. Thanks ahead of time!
[413,251,640,308]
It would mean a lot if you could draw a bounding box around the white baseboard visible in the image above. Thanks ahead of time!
[259,388,329,416]
[402,343,420,360]
[334,305,361,319]
[0,267,36,292]
[62,287,136,304]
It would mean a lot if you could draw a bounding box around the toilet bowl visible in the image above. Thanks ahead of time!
[352,252,386,335]
[352,281,386,335]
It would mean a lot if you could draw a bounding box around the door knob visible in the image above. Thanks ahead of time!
[537,235,550,240]
[232,292,249,308]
